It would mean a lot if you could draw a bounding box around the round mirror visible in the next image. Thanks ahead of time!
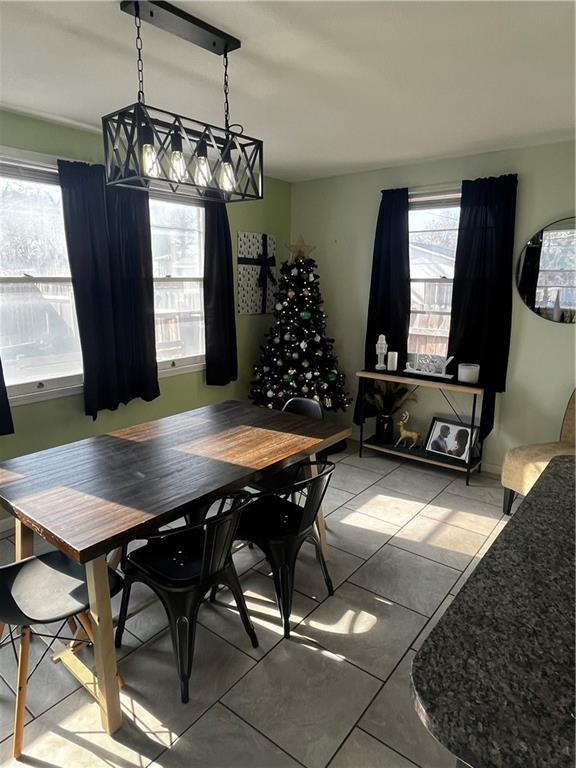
[517,216,576,323]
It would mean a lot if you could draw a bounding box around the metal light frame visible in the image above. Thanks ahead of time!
[102,1,264,203]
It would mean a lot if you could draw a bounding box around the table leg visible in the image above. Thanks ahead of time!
[15,520,33,560]
[85,556,122,734]
[309,454,329,561]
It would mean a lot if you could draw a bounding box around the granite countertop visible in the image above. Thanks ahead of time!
[411,455,575,768]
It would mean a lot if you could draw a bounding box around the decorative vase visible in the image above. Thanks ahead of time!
[375,414,394,444]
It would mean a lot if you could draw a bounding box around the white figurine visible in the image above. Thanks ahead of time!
[375,334,388,370]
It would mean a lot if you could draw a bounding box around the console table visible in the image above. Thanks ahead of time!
[355,370,484,484]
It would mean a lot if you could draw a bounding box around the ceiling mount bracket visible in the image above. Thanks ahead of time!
[120,1,241,55]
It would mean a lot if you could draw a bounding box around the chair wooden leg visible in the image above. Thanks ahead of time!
[12,626,31,759]
[0,623,5,642]
[76,612,95,644]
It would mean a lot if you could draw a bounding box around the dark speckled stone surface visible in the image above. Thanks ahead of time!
[412,456,575,768]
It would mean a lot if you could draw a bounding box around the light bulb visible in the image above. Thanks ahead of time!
[142,143,160,177]
[169,150,188,182]
[218,161,236,192]
[193,155,211,186]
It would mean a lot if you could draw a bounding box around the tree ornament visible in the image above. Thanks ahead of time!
[292,352,299,359]
[291,267,298,276]
[275,302,283,311]
[273,337,280,344]
[302,360,310,368]
[288,290,295,298]
[276,359,283,367]
[300,341,308,350]
[305,372,312,379]
[314,334,321,342]
[282,373,292,383]
[267,390,274,398]
[300,310,312,320]
[302,385,309,394]
[302,288,309,296]
[284,332,291,341]
[308,273,314,282]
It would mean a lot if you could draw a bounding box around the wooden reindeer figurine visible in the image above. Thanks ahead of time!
[395,411,420,449]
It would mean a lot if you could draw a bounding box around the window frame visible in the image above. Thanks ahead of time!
[0,147,206,406]
[407,187,462,357]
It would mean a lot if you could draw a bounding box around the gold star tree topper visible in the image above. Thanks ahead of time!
[287,235,315,262]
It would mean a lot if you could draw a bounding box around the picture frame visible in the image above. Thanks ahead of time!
[425,417,478,464]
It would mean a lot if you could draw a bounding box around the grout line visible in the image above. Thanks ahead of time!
[219,701,310,768]
[385,541,471,574]
[355,725,423,767]
[341,579,432,620]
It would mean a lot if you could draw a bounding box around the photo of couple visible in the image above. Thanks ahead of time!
[426,418,477,463]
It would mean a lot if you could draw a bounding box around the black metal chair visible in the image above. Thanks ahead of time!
[282,397,324,420]
[0,551,123,759]
[114,492,259,704]
[214,460,335,640]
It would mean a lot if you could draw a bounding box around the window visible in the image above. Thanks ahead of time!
[0,161,205,400]
[149,199,205,367]
[0,175,83,391]
[408,192,461,357]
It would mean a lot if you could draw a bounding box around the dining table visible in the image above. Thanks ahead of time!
[0,400,350,735]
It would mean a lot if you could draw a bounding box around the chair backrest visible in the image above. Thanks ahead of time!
[283,397,324,420]
[560,390,575,444]
[146,492,252,581]
[262,460,334,533]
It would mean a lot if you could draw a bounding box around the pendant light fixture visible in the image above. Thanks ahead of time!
[102,1,263,202]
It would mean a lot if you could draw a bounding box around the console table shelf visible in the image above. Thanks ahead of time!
[356,369,485,484]
[362,438,483,474]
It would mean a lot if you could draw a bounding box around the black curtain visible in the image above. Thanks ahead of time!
[0,357,14,436]
[354,187,410,424]
[204,202,238,385]
[58,161,160,419]
[517,236,542,311]
[448,174,518,439]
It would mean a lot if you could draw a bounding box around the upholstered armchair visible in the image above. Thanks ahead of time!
[501,390,575,515]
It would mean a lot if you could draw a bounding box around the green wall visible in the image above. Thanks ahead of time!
[291,141,576,472]
[0,110,291,460]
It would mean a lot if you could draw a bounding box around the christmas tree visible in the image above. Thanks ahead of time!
[250,237,352,412]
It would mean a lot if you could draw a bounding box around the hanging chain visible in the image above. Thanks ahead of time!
[134,4,145,104]
[223,48,230,132]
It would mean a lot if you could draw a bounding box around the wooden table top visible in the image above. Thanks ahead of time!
[0,401,351,563]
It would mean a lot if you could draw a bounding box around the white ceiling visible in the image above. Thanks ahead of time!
[0,1,574,181]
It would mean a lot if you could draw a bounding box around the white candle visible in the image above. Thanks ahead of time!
[387,351,398,371]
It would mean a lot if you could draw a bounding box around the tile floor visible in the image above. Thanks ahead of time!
[0,443,510,768]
